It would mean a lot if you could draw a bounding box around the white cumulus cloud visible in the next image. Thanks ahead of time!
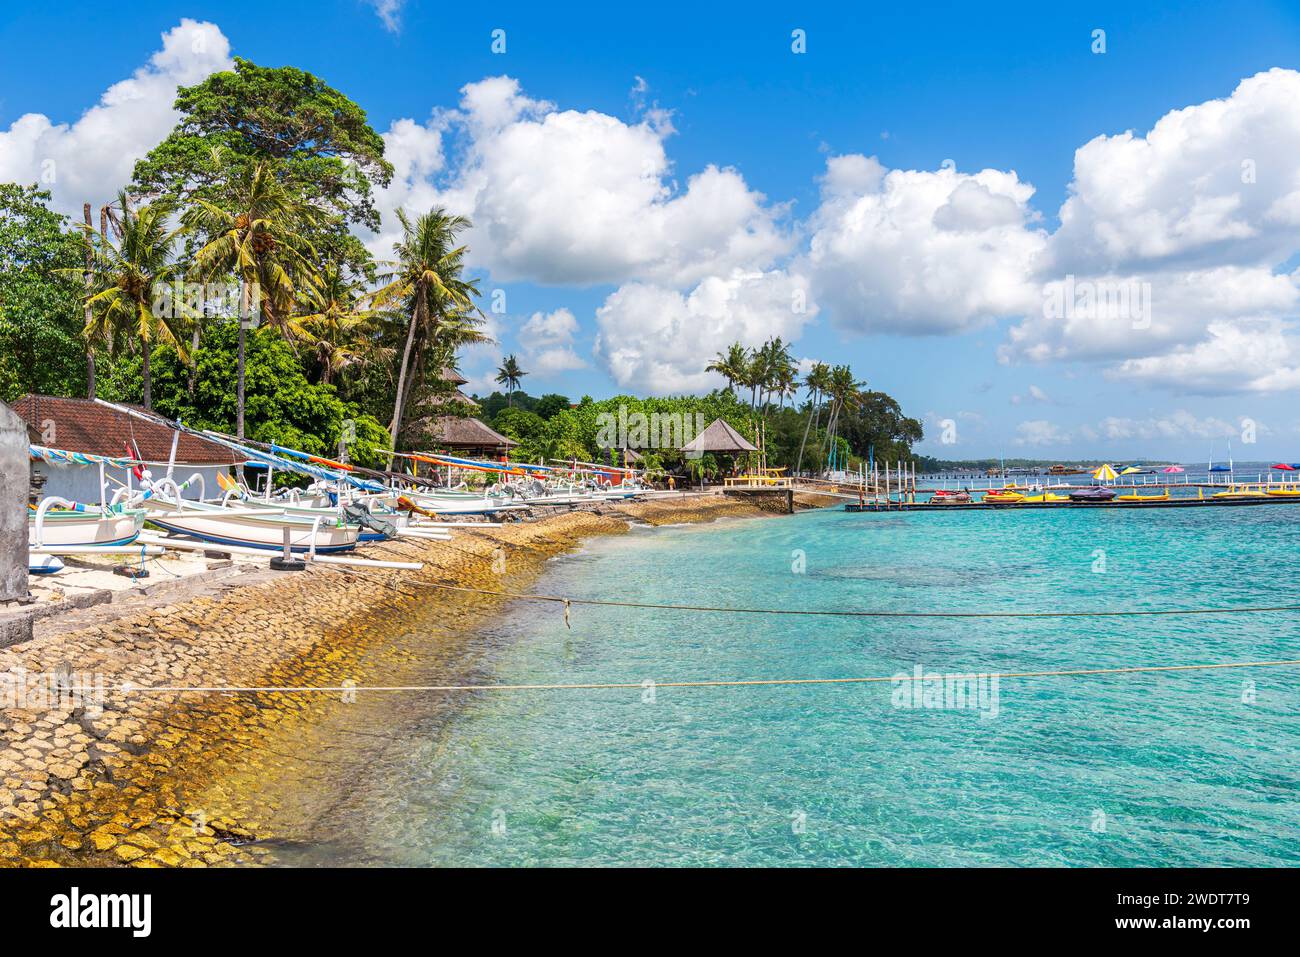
[594,270,816,395]
[518,307,587,376]
[1004,69,1300,394]
[802,155,1048,335]
[371,76,791,287]
[0,19,232,215]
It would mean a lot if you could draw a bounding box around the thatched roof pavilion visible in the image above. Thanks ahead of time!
[404,415,516,458]
[680,418,758,455]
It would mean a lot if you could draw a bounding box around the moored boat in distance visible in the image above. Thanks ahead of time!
[983,488,1026,503]
[1020,491,1069,503]
[1068,486,1117,502]
[1211,485,1269,500]
[1115,490,1170,502]
[930,489,972,504]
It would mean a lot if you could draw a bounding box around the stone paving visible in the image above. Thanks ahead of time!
[0,492,830,866]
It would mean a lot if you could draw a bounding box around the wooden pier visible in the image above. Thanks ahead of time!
[721,476,794,513]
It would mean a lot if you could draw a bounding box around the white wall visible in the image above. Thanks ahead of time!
[33,462,231,506]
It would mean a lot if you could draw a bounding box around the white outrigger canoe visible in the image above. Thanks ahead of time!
[27,496,154,575]
[138,495,360,554]
[28,497,146,548]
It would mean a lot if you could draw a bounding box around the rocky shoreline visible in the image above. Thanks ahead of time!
[0,490,835,867]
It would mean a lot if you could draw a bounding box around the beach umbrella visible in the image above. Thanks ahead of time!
[1161,465,1185,473]
[1092,463,1118,482]
[1271,463,1296,471]
[1120,466,1143,475]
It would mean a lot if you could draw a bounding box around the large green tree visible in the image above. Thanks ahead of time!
[102,319,390,471]
[132,58,392,243]
[0,184,87,402]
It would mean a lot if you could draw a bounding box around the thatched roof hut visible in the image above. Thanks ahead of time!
[404,415,516,457]
[680,418,757,455]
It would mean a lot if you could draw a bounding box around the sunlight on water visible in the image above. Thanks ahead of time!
[352,506,1300,866]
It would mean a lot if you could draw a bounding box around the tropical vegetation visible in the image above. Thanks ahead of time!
[0,59,922,478]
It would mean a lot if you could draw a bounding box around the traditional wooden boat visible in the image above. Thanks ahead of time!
[29,555,65,575]
[28,498,145,548]
[138,496,360,553]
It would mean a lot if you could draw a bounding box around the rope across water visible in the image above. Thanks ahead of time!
[398,578,1300,620]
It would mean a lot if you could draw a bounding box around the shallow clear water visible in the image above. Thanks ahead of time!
[356,505,1300,866]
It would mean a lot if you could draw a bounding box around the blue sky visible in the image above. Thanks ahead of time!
[3,1,1300,459]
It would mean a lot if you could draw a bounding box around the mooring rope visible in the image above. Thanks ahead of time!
[75,657,1300,695]
[397,578,1300,621]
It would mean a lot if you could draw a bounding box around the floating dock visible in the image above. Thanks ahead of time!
[846,496,1300,512]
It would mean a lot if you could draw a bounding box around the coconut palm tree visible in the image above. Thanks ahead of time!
[372,208,481,456]
[183,158,322,443]
[707,342,750,394]
[793,362,830,474]
[66,194,191,410]
[399,306,491,422]
[495,355,527,406]
[298,261,379,385]
[821,364,867,473]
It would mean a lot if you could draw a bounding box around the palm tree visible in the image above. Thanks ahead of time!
[707,343,749,394]
[771,344,799,410]
[795,361,831,475]
[373,208,481,456]
[821,365,866,473]
[495,355,527,406]
[748,337,795,415]
[67,194,191,410]
[183,157,322,443]
[298,261,379,385]
[400,307,491,422]
[740,349,764,409]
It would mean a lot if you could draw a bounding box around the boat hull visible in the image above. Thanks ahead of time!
[28,511,144,548]
[140,502,360,553]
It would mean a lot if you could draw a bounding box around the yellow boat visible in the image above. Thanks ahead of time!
[1266,487,1300,497]
[983,489,1025,504]
[1212,485,1269,499]
[1020,492,1069,503]
[1115,491,1170,502]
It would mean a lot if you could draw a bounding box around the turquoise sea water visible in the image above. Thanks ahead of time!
[354,505,1300,866]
